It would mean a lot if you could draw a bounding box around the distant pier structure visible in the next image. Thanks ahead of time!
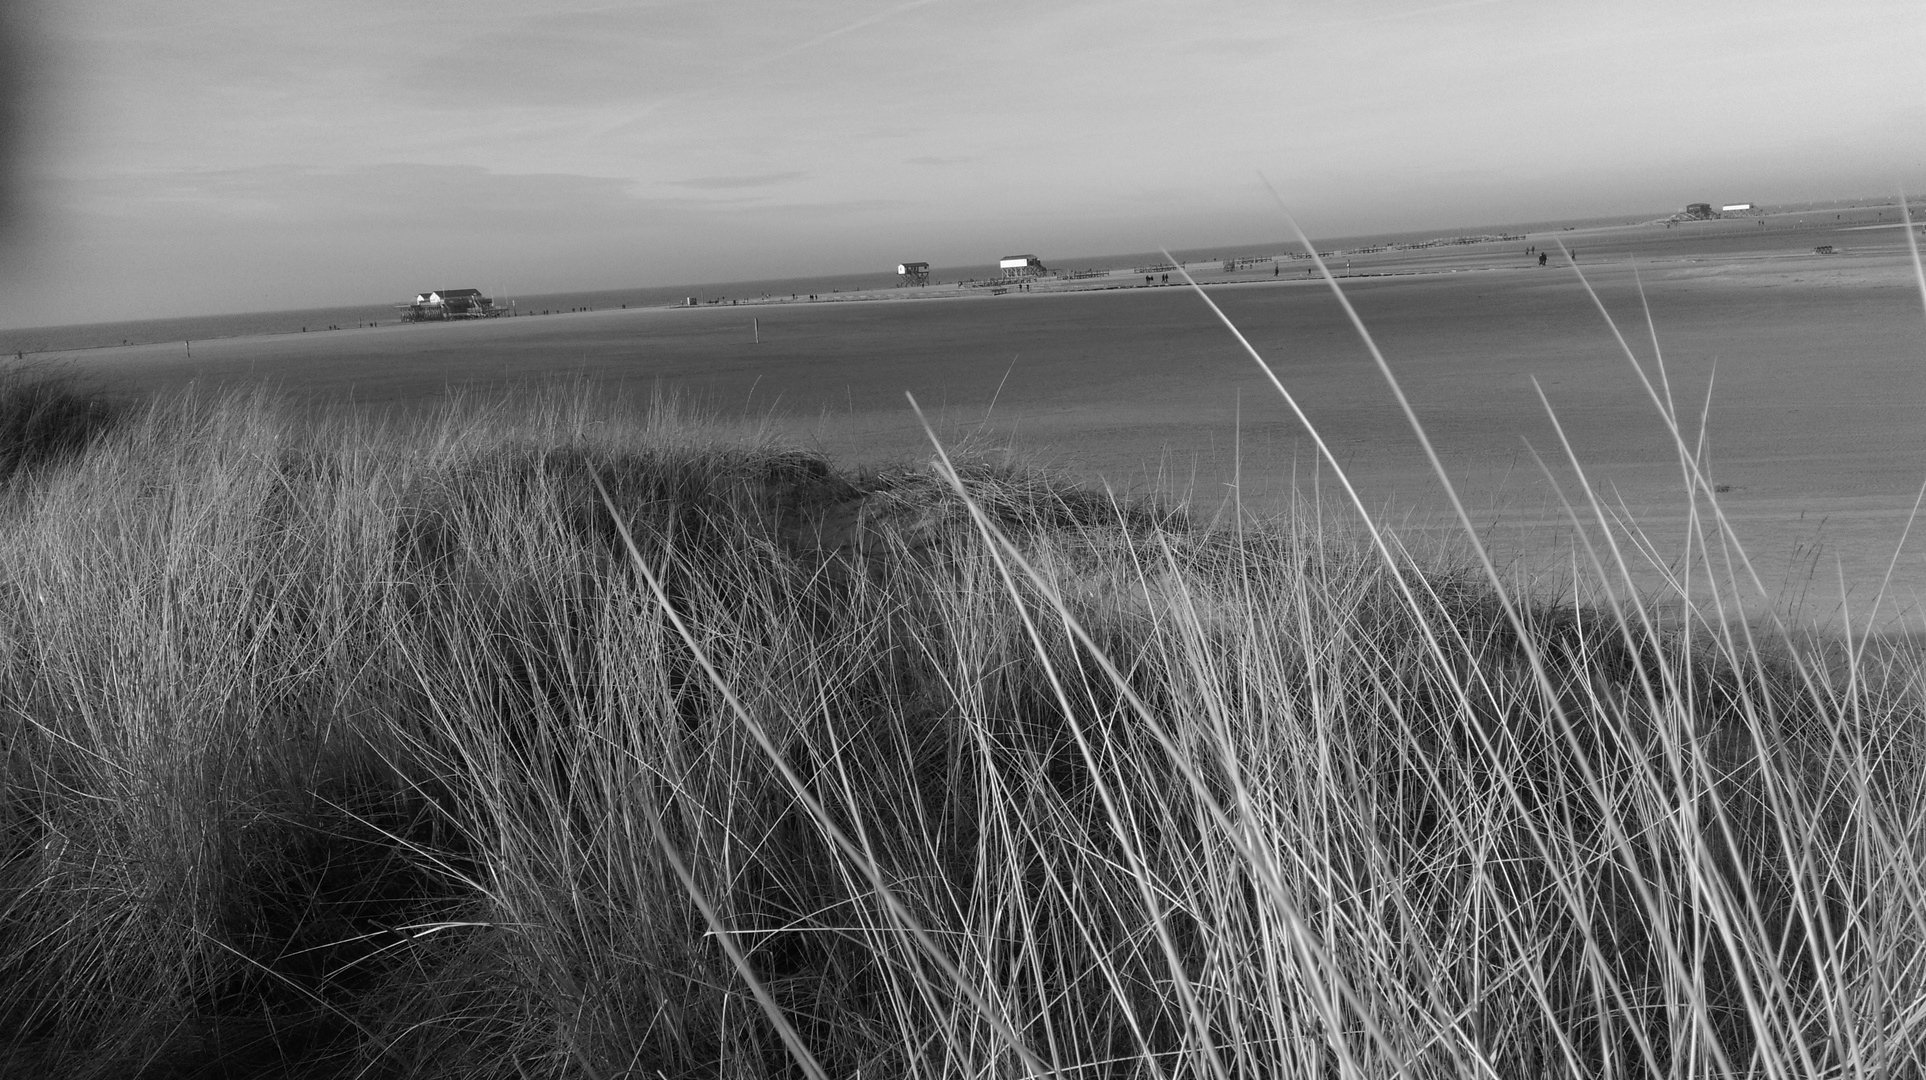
[999,254,1047,279]
[398,288,506,321]
[897,261,930,286]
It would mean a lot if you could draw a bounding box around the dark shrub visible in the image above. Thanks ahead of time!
[0,364,121,483]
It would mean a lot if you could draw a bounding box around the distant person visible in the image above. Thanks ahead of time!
[1538,252,1547,266]
[1161,273,1168,285]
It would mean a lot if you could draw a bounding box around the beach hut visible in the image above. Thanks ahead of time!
[897,261,930,286]
[1683,203,1717,220]
[999,255,1047,279]
[398,292,442,321]
[398,288,503,321]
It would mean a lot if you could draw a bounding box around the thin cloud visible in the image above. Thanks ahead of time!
[663,171,807,190]
[1180,35,1284,57]
[62,164,694,226]
[592,0,948,137]
[753,0,947,65]
[732,197,915,217]
[1357,0,1513,21]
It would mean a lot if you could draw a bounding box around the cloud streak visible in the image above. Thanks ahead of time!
[590,0,950,137]
[662,171,807,190]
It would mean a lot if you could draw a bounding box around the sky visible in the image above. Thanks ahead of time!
[1,0,1923,328]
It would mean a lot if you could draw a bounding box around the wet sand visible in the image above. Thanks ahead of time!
[69,234,1926,632]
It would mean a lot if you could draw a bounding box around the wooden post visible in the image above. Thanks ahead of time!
[754,318,760,344]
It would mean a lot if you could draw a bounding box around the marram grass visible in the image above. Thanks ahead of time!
[0,380,1920,1080]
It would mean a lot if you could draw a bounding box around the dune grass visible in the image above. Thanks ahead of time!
[0,327,1922,1080]
[0,379,1921,1080]
[0,362,122,483]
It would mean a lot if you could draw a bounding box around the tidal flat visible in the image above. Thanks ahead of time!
[74,235,1926,632]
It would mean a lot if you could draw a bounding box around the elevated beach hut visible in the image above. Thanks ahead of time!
[999,255,1047,279]
[897,261,930,286]
[398,288,505,321]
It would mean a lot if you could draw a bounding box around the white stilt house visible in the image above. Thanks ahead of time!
[398,288,505,321]
[999,255,1047,279]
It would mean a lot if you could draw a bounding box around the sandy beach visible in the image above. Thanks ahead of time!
[66,223,1926,630]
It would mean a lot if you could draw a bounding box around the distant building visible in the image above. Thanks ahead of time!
[1683,203,1717,220]
[897,261,930,286]
[1721,202,1755,213]
[999,254,1047,279]
[398,288,504,321]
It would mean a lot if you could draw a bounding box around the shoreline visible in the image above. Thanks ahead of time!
[12,202,1922,357]
[27,243,1920,361]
